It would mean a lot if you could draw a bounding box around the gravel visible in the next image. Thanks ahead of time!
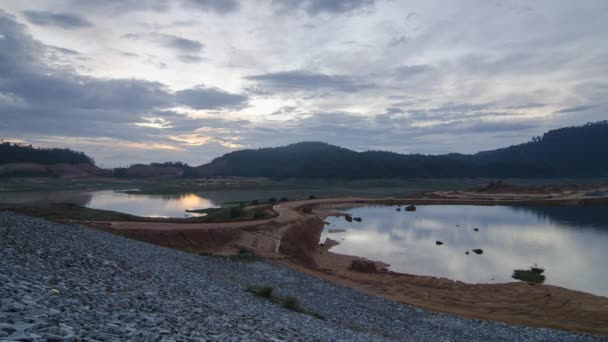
[0,211,605,341]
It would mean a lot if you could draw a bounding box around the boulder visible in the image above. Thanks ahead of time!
[472,249,483,255]
[353,217,362,222]
[348,259,377,272]
[435,241,444,245]
[405,205,416,212]
[345,215,353,222]
[396,208,402,211]
[473,228,479,232]
[465,251,469,255]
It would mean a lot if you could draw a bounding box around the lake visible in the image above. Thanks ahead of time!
[321,205,608,297]
[0,190,218,218]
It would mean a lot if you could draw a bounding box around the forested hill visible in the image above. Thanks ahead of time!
[195,121,608,178]
[0,142,94,165]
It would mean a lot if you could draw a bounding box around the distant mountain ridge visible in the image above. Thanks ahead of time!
[195,121,608,178]
[3,121,607,178]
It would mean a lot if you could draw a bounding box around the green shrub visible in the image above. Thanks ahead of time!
[258,286,273,298]
[229,206,243,218]
[278,243,290,254]
[512,267,546,283]
[283,296,300,310]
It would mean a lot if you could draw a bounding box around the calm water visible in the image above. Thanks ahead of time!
[0,190,218,218]
[321,205,608,297]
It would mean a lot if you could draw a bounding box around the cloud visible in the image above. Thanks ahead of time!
[22,10,92,29]
[123,33,204,53]
[177,54,206,64]
[274,0,375,15]
[63,0,239,14]
[246,70,372,93]
[184,0,239,13]
[0,10,247,152]
[175,85,248,110]
[393,65,433,79]
[553,105,595,114]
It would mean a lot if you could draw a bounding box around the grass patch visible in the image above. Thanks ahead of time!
[512,266,546,284]
[182,248,259,262]
[282,296,300,310]
[181,247,213,256]
[227,248,258,262]
[2,203,140,221]
[186,206,275,222]
[245,285,324,320]
[278,243,290,255]
[4,203,277,224]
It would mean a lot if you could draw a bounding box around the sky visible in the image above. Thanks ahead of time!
[0,0,606,167]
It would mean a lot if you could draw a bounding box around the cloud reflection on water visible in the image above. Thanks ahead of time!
[322,205,608,297]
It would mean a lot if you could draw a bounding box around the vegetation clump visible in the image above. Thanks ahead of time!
[282,296,300,310]
[245,285,323,319]
[512,267,546,284]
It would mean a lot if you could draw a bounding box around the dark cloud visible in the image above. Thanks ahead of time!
[64,0,238,14]
[246,70,371,93]
[554,105,595,114]
[394,64,433,78]
[175,85,248,110]
[22,10,92,29]
[177,54,206,64]
[274,0,375,15]
[123,33,204,53]
[506,103,546,109]
[184,0,239,13]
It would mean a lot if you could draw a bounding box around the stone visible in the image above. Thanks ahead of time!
[435,241,444,245]
[472,249,483,255]
[348,259,377,273]
[405,205,416,212]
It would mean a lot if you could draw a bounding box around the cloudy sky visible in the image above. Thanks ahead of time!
[0,0,606,166]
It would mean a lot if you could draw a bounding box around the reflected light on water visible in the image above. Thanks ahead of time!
[322,205,608,297]
[84,190,217,218]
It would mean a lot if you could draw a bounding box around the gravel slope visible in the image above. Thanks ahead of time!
[0,212,604,341]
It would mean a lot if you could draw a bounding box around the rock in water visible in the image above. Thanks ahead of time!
[353,217,362,222]
[436,241,444,245]
[465,251,469,255]
[345,215,353,222]
[473,228,479,232]
[348,259,377,272]
[396,208,402,211]
[472,249,483,255]
[405,205,416,211]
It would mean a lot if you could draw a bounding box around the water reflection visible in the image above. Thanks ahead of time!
[84,191,217,218]
[321,205,608,297]
[0,190,217,218]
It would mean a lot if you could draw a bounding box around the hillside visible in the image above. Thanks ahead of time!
[0,142,107,178]
[195,121,608,178]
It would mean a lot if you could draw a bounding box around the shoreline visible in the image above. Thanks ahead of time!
[32,186,608,335]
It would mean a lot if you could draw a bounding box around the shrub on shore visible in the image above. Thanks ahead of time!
[245,285,323,319]
[512,267,546,283]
